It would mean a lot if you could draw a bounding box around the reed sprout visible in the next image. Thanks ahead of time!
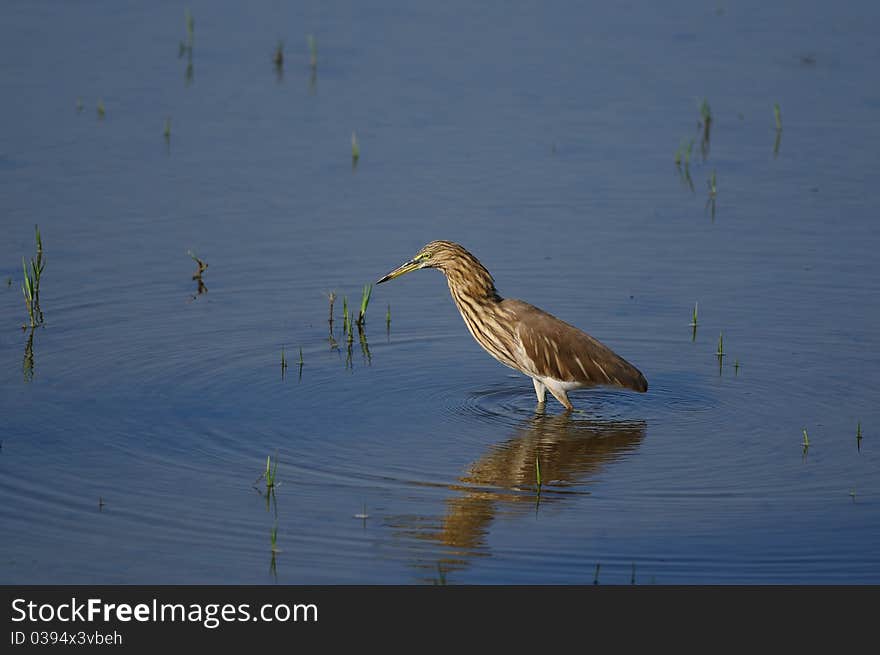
[179,10,195,85]
[706,170,717,219]
[357,284,372,327]
[327,291,337,327]
[698,98,712,159]
[351,132,360,163]
[21,225,45,328]
[273,40,284,70]
[260,455,278,490]
[699,98,712,127]
[675,138,694,168]
[179,9,194,53]
[675,138,695,193]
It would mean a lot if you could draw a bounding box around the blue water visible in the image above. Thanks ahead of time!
[1,0,878,583]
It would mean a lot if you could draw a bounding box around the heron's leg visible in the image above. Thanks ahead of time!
[546,383,573,411]
[532,378,546,404]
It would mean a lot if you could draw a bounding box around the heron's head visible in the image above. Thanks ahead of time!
[376,241,471,283]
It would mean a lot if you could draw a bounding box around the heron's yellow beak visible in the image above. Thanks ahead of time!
[377,259,421,284]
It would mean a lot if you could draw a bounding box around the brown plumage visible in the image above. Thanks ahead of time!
[377,240,647,410]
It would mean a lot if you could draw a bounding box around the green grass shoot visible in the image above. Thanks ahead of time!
[802,428,810,449]
[357,284,372,326]
[386,303,391,328]
[708,170,717,197]
[327,291,337,326]
[21,224,45,328]
[270,525,279,552]
[716,332,724,357]
[179,9,194,58]
[774,103,782,131]
[699,98,712,127]
[675,138,694,167]
[734,359,740,375]
[699,98,712,157]
[307,34,317,69]
[535,456,542,489]
[351,132,360,162]
[298,347,304,368]
[263,455,278,489]
[689,302,698,327]
[857,421,862,451]
[97,99,105,119]
[342,296,349,333]
[280,346,288,372]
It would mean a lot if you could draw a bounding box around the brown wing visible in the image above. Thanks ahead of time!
[505,299,648,392]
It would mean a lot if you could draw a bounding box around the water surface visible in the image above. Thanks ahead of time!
[1,0,879,583]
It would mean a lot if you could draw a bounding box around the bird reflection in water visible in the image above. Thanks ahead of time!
[395,408,646,581]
